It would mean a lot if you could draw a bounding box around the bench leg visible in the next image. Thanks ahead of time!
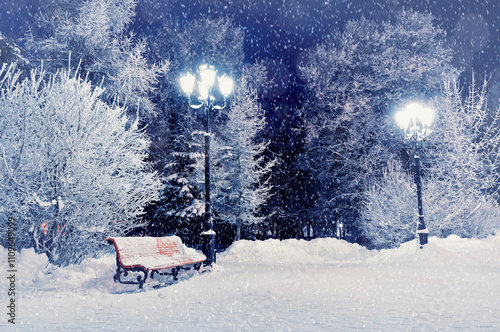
[113,262,203,288]
[137,269,148,289]
[113,264,148,289]
[113,266,121,283]
[171,267,180,281]
[113,255,124,283]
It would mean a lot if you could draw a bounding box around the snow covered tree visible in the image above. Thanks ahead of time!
[27,0,168,116]
[359,161,417,248]
[0,33,30,75]
[425,74,500,237]
[207,67,274,241]
[0,66,163,266]
[300,10,456,237]
[152,15,245,82]
[147,15,245,171]
[360,75,500,248]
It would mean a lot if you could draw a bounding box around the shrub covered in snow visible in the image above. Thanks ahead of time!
[0,65,163,266]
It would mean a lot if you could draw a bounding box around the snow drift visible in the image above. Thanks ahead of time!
[2,234,499,296]
[1,235,499,330]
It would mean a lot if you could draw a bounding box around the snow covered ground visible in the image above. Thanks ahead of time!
[2,235,499,331]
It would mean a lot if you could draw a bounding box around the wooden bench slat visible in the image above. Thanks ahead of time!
[107,236,206,288]
[108,236,206,271]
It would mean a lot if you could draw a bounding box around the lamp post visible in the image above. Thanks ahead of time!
[180,64,234,265]
[395,102,434,248]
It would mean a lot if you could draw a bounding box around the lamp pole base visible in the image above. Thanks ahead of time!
[201,230,216,265]
[417,229,429,248]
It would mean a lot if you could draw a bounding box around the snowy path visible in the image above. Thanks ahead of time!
[3,236,500,331]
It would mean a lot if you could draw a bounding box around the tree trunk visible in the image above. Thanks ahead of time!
[235,221,242,241]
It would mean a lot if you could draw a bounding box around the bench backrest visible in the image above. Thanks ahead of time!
[108,236,190,269]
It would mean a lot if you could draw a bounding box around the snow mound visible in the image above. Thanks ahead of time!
[219,238,372,264]
[370,234,500,265]
[1,234,499,297]
[1,244,209,296]
[221,234,500,266]
[0,247,122,297]
[421,234,500,265]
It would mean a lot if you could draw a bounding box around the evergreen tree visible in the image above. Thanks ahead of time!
[261,103,317,240]
[208,66,274,241]
[145,17,246,241]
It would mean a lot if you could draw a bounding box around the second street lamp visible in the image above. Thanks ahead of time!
[180,64,234,265]
[395,102,434,248]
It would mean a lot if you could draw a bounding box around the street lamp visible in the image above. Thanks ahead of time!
[395,102,434,248]
[180,64,234,265]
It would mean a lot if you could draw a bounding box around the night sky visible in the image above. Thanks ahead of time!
[134,0,500,103]
[1,0,499,103]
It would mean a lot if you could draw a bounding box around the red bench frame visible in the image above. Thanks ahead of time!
[107,236,206,289]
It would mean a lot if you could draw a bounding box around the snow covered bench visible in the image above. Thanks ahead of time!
[107,236,206,289]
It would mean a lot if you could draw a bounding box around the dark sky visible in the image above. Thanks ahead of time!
[1,0,499,102]
[133,0,500,102]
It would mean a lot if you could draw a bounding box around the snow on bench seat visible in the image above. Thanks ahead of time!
[107,236,206,288]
